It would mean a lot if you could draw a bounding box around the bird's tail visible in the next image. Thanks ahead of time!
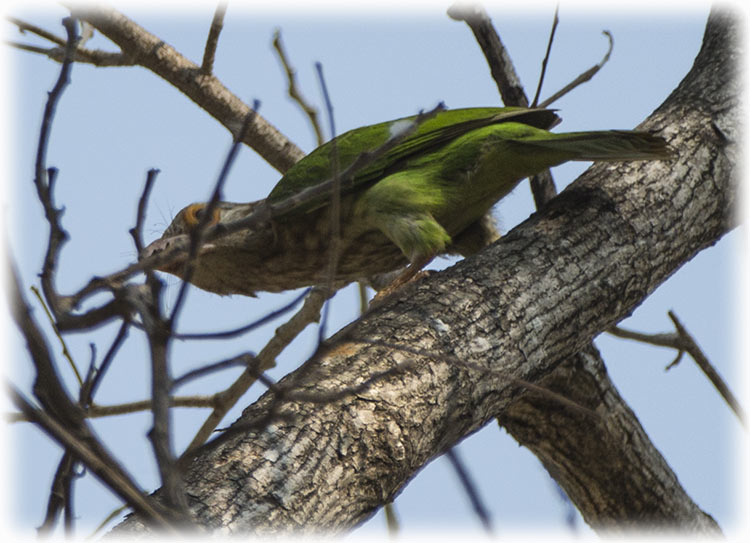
[528,130,671,161]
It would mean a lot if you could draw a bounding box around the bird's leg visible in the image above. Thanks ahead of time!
[370,253,436,303]
[355,178,451,303]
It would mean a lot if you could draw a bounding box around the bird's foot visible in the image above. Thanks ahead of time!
[370,269,434,306]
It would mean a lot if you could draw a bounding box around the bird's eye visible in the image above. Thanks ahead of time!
[183,203,221,230]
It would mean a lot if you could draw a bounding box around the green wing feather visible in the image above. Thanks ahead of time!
[513,129,670,161]
[267,107,560,211]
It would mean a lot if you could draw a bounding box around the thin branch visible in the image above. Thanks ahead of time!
[9,385,175,529]
[445,448,493,533]
[84,321,130,406]
[25,17,136,333]
[538,30,613,108]
[272,29,324,145]
[62,453,78,535]
[172,354,255,389]
[29,285,83,386]
[88,504,129,540]
[123,282,189,518]
[384,503,399,535]
[447,3,529,106]
[6,39,134,66]
[8,250,84,430]
[34,17,78,320]
[38,451,76,536]
[84,396,216,417]
[357,282,370,315]
[531,5,560,108]
[448,3,558,207]
[315,61,342,345]
[609,311,745,427]
[200,2,228,74]
[170,288,308,340]
[130,168,160,256]
[607,325,675,348]
[6,15,68,46]
[79,343,98,408]
[67,4,305,173]
[0,395,207,430]
[167,103,259,327]
[5,12,128,66]
[665,311,744,425]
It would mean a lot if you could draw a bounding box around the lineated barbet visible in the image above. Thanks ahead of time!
[143,107,668,296]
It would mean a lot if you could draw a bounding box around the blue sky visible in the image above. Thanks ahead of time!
[2,1,746,539]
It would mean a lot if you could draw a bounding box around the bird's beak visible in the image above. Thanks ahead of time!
[141,234,216,273]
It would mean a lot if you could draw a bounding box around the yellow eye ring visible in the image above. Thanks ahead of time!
[183,203,221,229]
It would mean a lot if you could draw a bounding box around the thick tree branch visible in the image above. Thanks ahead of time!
[115,10,737,535]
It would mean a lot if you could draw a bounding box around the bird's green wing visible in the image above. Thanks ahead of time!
[267,107,560,214]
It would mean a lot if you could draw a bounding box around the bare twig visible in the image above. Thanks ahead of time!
[315,61,343,344]
[173,354,255,389]
[29,285,83,386]
[447,3,529,106]
[2,395,218,423]
[273,29,324,145]
[83,396,216,417]
[445,448,493,533]
[62,453,78,535]
[130,169,160,255]
[9,385,174,529]
[609,312,745,427]
[10,257,164,527]
[6,15,68,46]
[39,451,77,536]
[169,288,308,340]
[34,18,78,320]
[538,30,613,108]
[448,3,557,207]
[84,321,130,407]
[67,3,305,173]
[608,325,675,348]
[6,39,134,66]
[167,103,260,327]
[384,503,399,535]
[25,17,133,333]
[531,5,560,107]
[6,14,131,66]
[89,504,129,540]
[8,252,84,431]
[201,2,228,74]
[357,282,370,315]
[125,282,189,518]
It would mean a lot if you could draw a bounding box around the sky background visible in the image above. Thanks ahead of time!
[2,0,747,539]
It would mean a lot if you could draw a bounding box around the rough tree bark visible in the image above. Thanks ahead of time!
[114,11,737,536]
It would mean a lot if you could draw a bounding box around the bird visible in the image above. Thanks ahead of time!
[143,106,669,297]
